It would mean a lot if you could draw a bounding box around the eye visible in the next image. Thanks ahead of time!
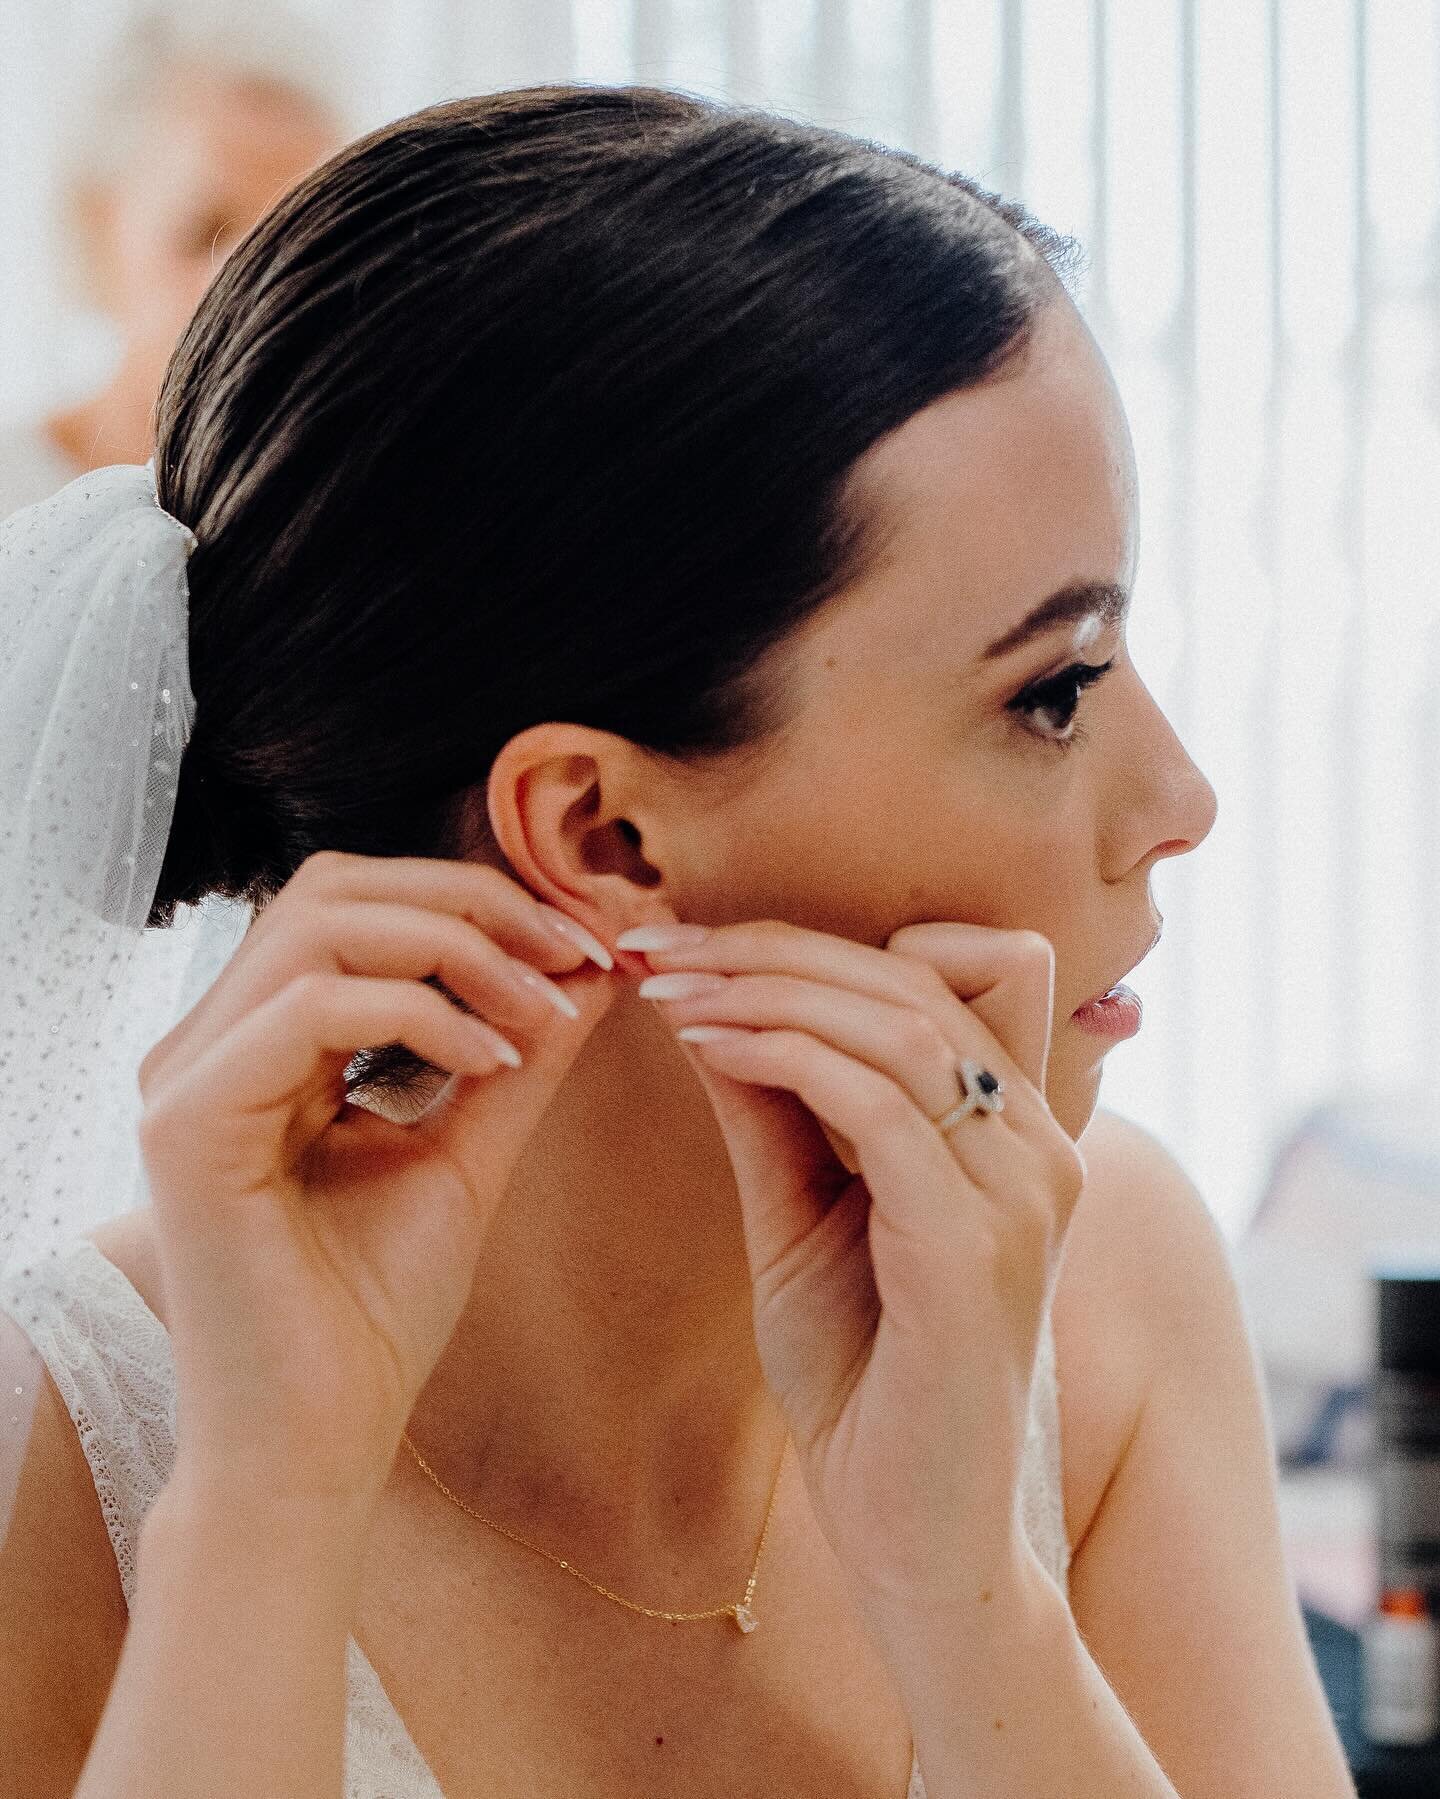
[1007,658,1116,749]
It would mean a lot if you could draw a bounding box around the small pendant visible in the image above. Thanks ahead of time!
[732,1603,758,1633]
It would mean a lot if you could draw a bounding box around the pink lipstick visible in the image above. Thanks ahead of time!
[1071,982,1143,1040]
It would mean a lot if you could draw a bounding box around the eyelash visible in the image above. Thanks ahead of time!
[1007,658,1117,751]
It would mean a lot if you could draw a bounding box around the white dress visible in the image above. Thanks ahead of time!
[0,1235,1071,1798]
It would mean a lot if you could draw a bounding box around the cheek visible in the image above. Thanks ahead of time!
[700,715,1096,944]
[893,790,1090,937]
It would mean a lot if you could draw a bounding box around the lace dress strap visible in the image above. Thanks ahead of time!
[0,1236,176,1605]
[0,1235,445,1796]
[1024,1301,1071,1596]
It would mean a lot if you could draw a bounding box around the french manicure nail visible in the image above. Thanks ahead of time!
[614,924,711,953]
[472,1020,523,1067]
[636,972,729,1000]
[517,968,582,1019]
[536,905,615,971]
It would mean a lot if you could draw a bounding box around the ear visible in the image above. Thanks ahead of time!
[483,723,679,957]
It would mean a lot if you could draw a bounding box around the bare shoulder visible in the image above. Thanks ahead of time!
[0,1300,128,1793]
[86,1206,170,1329]
[1051,1107,1221,1562]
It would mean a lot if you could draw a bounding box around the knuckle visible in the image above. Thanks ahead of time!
[1018,1130,1085,1224]
[137,1094,184,1156]
[895,1008,951,1070]
[297,848,351,888]
[751,919,801,952]
[892,954,950,1007]
[471,862,518,900]
[287,968,345,1019]
[1013,929,1056,971]
[136,1037,170,1099]
[1049,1135,1087,1208]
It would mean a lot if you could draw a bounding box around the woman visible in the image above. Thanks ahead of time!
[0,1,345,516]
[0,86,1356,1796]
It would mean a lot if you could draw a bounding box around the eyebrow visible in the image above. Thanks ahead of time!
[981,581,1130,661]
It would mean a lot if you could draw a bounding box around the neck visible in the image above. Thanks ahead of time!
[406,993,784,1558]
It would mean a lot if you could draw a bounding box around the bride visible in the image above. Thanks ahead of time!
[0,85,1355,1797]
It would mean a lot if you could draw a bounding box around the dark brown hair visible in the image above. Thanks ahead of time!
[148,84,1075,1094]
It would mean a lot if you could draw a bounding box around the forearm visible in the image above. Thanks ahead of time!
[873,1546,1182,1799]
[75,1475,374,1799]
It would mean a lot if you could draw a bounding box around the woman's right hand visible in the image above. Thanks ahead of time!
[134,851,620,1518]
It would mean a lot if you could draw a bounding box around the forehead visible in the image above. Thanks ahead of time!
[823,299,1137,677]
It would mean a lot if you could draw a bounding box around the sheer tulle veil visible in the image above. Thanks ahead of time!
[0,462,248,1541]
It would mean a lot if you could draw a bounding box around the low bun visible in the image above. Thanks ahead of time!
[148,749,255,927]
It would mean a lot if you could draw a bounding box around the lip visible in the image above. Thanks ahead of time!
[1070,920,1163,1025]
[1072,983,1143,1040]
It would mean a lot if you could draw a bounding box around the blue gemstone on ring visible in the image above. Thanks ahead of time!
[957,1058,1005,1116]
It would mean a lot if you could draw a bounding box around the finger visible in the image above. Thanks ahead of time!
[631,918,1046,1100]
[676,1025,1000,1264]
[884,922,1055,1092]
[676,1035,857,1282]
[679,1024,1080,1355]
[139,972,523,1201]
[649,971,1031,1130]
[141,900,583,1103]
[263,852,612,974]
[141,857,609,1095]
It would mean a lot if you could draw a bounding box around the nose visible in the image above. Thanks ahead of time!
[1106,678,1218,878]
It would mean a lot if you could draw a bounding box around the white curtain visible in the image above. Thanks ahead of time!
[3,0,1437,1238]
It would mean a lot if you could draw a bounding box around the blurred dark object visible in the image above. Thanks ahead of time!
[1237,1093,1440,1631]
[1237,1092,1440,1476]
[1307,1603,1440,1793]
[1373,1265,1440,1620]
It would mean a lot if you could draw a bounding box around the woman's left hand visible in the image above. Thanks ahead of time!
[629,918,1086,1625]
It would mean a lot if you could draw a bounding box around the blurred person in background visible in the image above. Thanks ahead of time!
[0,2,350,518]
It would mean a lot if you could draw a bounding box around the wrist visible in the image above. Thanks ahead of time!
[852,1536,1058,1693]
[146,1461,380,1607]
[851,1533,1046,1643]
[99,1462,369,1797]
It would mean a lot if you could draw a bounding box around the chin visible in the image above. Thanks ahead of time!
[1047,1059,1104,1143]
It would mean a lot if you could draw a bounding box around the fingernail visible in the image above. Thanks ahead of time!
[675,1025,751,1043]
[471,1020,523,1067]
[536,905,615,971]
[637,972,729,1000]
[614,924,711,953]
[517,968,582,1019]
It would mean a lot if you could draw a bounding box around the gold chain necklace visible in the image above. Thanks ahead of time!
[400,1426,790,1634]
